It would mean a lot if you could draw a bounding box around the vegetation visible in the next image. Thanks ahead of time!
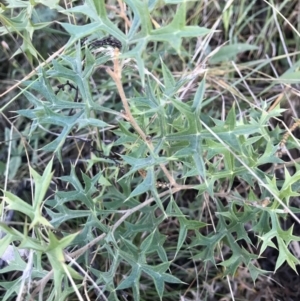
[1,0,300,300]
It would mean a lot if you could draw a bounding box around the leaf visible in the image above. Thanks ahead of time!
[165,0,198,2]
[219,253,241,275]
[248,263,269,283]
[191,231,225,264]
[150,3,210,51]
[142,263,183,299]
[125,0,152,35]
[275,236,300,273]
[122,39,148,87]
[191,78,206,114]
[0,246,26,272]
[90,0,107,19]
[140,229,156,254]
[224,104,236,130]
[117,268,140,289]
[258,229,278,256]
[161,59,176,94]
[33,0,61,9]
[120,155,167,179]
[172,199,207,258]
[0,235,14,262]
[46,231,79,253]
[0,278,21,301]
[258,59,300,95]
[25,160,53,228]
[123,1,209,86]
[63,1,126,44]
[60,21,103,45]
[3,191,34,221]
[210,43,259,64]
[31,159,53,209]
[127,168,155,199]
[77,117,109,129]
[45,232,82,298]
[257,143,282,165]
[278,71,300,84]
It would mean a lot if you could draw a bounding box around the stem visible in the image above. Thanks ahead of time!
[106,49,177,186]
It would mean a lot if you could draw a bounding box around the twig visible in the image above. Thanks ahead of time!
[105,49,177,187]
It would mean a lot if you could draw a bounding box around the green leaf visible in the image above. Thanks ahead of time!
[117,268,139,289]
[278,71,300,84]
[140,229,156,254]
[161,59,176,94]
[219,253,241,275]
[0,246,26,272]
[45,232,82,296]
[89,0,107,19]
[224,104,236,130]
[3,191,35,221]
[120,155,167,179]
[191,78,206,114]
[3,162,68,229]
[30,159,54,228]
[77,117,109,129]
[150,3,210,51]
[275,236,300,273]
[258,229,277,256]
[248,263,269,283]
[35,0,61,9]
[125,0,152,35]
[257,143,282,165]
[172,200,206,258]
[31,159,53,209]
[46,231,79,253]
[141,263,183,299]
[191,231,225,264]
[60,21,102,45]
[210,43,259,64]
[0,278,21,301]
[281,168,300,193]
[165,0,198,2]
[64,1,126,43]
[127,168,155,199]
[123,40,148,87]
[0,235,14,260]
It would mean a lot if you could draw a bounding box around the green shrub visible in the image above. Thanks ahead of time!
[1,0,300,300]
